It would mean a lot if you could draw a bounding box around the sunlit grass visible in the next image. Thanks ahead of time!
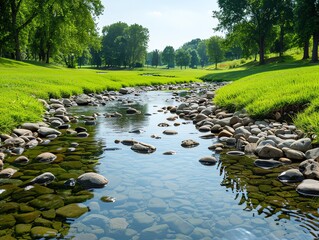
[0,58,206,132]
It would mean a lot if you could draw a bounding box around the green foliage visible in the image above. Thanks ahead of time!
[0,58,205,132]
[207,36,224,69]
[175,49,191,69]
[151,49,160,67]
[162,46,175,69]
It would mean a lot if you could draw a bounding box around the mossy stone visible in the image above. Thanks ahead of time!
[14,211,40,224]
[0,235,15,240]
[56,203,88,218]
[32,185,54,195]
[12,189,37,201]
[43,167,67,176]
[259,185,272,193]
[265,196,287,208]
[42,209,56,219]
[31,226,58,238]
[0,214,16,229]
[29,194,64,210]
[57,173,78,180]
[19,203,35,213]
[0,179,23,186]
[0,202,19,214]
[252,167,272,175]
[15,224,32,235]
[60,161,83,170]
[64,195,93,205]
[248,192,265,201]
[52,221,62,230]
[276,191,299,198]
[34,218,52,228]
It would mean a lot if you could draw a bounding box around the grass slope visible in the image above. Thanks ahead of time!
[0,58,205,132]
[206,59,319,139]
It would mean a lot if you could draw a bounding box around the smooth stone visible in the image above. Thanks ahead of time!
[77,172,108,188]
[38,127,61,137]
[254,159,283,169]
[290,138,312,152]
[161,213,194,235]
[0,168,17,178]
[29,194,64,210]
[35,152,57,163]
[163,151,176,155]
[226,151,245,156]
[181,139,199,148]
[77,132,89,138]
[296,179,319,196]
[121,139,138,146]
[158,123,170,127]
[133,212,154,226]
[140,224,169,239]
[278,169,304,183]
[277,139,295,149]
[31,172,55,185]
[282,147,305,160]
[31,226,58,238]
[25,139,38,149]
[14,156,29,165]
[15,224,32,235]
[75,126,87,133]
[14,211,41,223]
[198,125,211,132]
[199,133,215,139]
[163,130,178,135]
[109,217,129,230]
[299,159,319,179]
[258,145,283,159]
[13,128,33,136]
[131,142,156,154]
[305,148,319,161]
[199,156,217,166]
[218,130,233,138]
[21,123,40,132]
[126,108,140,114]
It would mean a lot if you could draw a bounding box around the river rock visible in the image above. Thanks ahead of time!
[163,151,176,155]
[38,127,61,137]
[31,226,58,238]
[0,153,5,161]
[77,132,89,138]
[278,169,304,183]
[56,203,88,218]
[226,151,245,156]
[199,156,217,166]
[296,179,319,197]
[75,94,92,105]
[35,152,57,163]
[218,130,233,138]
[25,139,38,149]
[299,159,319,179]
[254,159,283,169]
[131,142,156,154]
[21,123,40,132]
[31,172,55,185]
[121,139,138,146]
[181,139,199,148]
[258,145,284,159]
[0,168,17,178]
[77,172,109,188]
[15,211,41,224]
[305,148,319,161]
[4,137,25,147]
[282,147,305,160]
[13,128,33,136]
[234,127,251,139]
[290,138,312,152]
[14,156,29,165]
[163,130,178,135]
[126,108,140,114]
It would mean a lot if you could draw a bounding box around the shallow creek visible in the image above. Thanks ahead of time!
[2,90,319,239]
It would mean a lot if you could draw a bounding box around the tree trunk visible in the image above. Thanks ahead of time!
[215,62,217,69]
[303,39,310,60]
[279,25,284,57]
[259,35,265,65]
[46,46,50,64]
[312,32,319,62]
[11,2,21,61]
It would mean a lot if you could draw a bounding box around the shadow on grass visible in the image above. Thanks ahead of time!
[201,56,316,82]
[0,58,62,69]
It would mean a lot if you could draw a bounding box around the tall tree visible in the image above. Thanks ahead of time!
[151,49,160,67]
[207,36,224,69]
[197,40,209,68]
[189,49,199,68]
[213,0,280,64]
[162,46,175,68]
[175,48,191,69]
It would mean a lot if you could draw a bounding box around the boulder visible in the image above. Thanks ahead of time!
[282,147,305,160]
[290,138,312,152]
[258,145,284,159]
[296,179,319,197]
[254,159,283,169]
[77,172,108,188]
[278,169,304,183]
[35,152,57,163]
[305,148,319,161]
[199,156,217,166]
[181,139,199,148]
[31,172,55,185]
[299,159,319,179]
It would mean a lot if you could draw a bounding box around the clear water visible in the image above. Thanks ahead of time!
[61,91,319,240]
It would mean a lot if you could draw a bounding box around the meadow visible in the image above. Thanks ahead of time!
[0,58,204,132]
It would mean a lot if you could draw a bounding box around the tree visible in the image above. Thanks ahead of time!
[207,36,224,69]
[175,49,191,69]
[151,49,160,67]
[197,40,209,68]
[162,46,175,68]
[125,24,149,67]
[189,49,199,68]
[102,22,128,67]
[213,0,280,64]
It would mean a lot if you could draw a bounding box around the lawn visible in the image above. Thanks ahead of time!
[0,58,205,132]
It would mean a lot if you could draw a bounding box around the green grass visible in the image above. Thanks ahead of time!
[208,59,319,140]
[0,58,207,132]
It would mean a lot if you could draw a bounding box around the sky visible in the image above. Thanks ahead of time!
[98,0,220,51]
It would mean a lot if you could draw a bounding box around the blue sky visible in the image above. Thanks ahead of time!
[99,0,220,51]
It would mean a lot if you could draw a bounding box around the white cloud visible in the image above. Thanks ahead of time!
[147,11,163,17]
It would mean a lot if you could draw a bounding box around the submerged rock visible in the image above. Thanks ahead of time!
[254,159,283,169]
[226,151,245,156]
[56,203,88,218]
[31,226,58,238]
[181,139,199,148]
[199,156,217,166]
[77,172,108,188]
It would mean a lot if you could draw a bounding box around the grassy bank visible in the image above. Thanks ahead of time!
[0,58,204,132]
[204,58,319,140]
